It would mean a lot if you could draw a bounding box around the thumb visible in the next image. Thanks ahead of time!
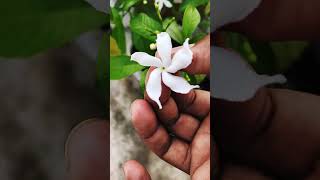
[123,160,152,180]
[184,35,210,75]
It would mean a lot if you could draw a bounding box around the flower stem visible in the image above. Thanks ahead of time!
[154,2,163,21]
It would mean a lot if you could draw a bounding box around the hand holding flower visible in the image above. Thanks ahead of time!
[131,32,200,109]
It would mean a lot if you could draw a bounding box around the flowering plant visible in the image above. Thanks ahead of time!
[110,0,210,97]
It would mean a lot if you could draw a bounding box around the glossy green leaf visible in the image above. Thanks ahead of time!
[180,0,209,11]
[111,8,126,53]
[110,55,144,79]
[182,5,201,39]
[0,0,106,57]
[130,13,163,41]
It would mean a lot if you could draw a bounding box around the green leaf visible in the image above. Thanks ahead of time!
[110,55,144,79]
[97,33,108,102]
[140,68,148,92]
[132,32,153,54]
[122,0,142,11]
[271,42,308,71]
[163,17,175,30]
[180,0,209,11]
[182,5,201,39]
[165,20,184,44]
[249,42,277,74]
[0,0,106,58]
[111,8,126,53]
[204,1,210,15]
[130,13,163,41]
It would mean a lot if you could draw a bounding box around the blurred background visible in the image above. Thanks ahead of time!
[223,32,320,96]
[0,31,106,179]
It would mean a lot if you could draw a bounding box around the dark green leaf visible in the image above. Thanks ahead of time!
[130,13,163,41]
[182,5,201,39]
[249,42,277,74]
[132,32,153,54]
[110,55,144,79]
[271,42,307,71]
[0,0,106,57]
[180,0,209,11]
[111,8,126,53]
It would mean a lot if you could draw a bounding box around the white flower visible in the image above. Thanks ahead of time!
[155,0,173,11]
[131,32,199,109]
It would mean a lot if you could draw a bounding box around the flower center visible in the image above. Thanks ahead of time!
[160,67,166,72]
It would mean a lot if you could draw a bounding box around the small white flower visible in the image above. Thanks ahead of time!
[131,32,199,109]
[155,0,173,11]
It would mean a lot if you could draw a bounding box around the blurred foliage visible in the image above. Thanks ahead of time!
[223,32,308,74]
[0,0,107,57]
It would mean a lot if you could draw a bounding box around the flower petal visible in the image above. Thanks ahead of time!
[211,46,286,101]
[164,0,173,8]
[166,38,193,73]
[131,52,163,67]
[162,71,199,94]
[146,68,163,109]
[212,0,262,31]
[156,32,172,67]
[157,1,164,11]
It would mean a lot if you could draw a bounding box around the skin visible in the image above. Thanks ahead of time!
[64,0,320,179]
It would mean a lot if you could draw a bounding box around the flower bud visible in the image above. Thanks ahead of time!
[149,43,157,50]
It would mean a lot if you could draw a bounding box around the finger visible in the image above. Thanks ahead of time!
[131,99,191,173]
[184,35,210,75]
[225,0,320,40]
[214,88,320,177]
[172,90,210,119]
[190,115,211,175]
[153,96,200,141]
[145,67,201,141]
[123,160,151,180]
[155,35,210,75]
[65,119,108,180]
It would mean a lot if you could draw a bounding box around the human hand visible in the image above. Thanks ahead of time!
[125,35,211,180]
[214,1,320,179]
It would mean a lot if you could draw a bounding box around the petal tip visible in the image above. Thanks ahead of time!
[156,100,163,109]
